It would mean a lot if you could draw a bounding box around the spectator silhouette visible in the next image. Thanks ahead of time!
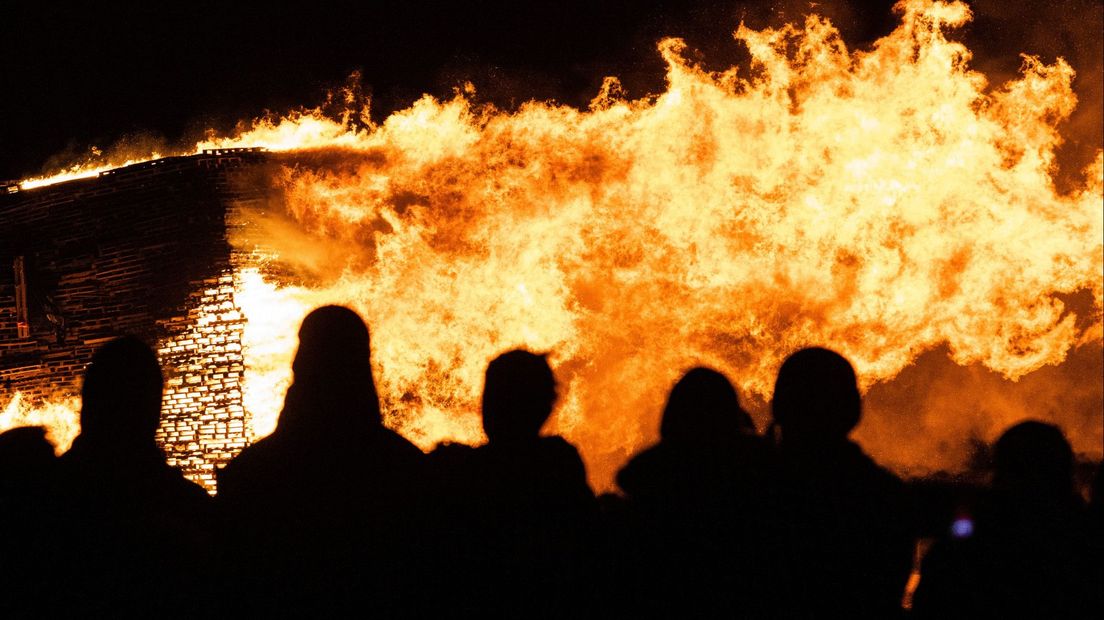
[428,349,596,616]
[913,420,1101,618]
[216,305,425,616]
[657,367,755,441]
[612,368,784,617]
[47,336,212,617]
[0,427,58,617]
[0,426,55,483]
[770,347,915,618]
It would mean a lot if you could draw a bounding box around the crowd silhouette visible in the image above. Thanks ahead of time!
[1,305,1101,618]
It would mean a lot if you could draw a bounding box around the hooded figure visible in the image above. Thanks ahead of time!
[48,336,212,617]
[216,306,425,616]
[277,305,382,435]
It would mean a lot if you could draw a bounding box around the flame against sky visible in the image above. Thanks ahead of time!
[5,0,1102,489]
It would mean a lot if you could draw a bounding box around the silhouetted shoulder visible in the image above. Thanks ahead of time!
[215,436,275,497]
[429,441,476,460]
[842,441,906,488]
[160,463,212,504]
[375,426,426,461]
[535,435,587,475]
[615,443,668,499]
[0,426,56,476]
[619,434,774,502]
[427,440,477,476]
[0,427,59,617]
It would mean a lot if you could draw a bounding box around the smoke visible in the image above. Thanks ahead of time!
[857,340,1103,477]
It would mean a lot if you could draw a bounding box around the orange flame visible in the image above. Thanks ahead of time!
[0,393,80,454]
[7,0,1102,489]
[229,0,1103,487]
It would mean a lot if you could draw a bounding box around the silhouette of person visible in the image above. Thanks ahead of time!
[216,305,425,617]
[770,347,915,619]
[427,349,596,616]
[0,426,56,507]
[0,427,58,617]
[913,420,1102,618]
[657,367,755,442]
[612,368,784,617]
[47,336,212,617]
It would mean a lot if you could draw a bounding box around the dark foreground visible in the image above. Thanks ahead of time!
[1,306,1101,618]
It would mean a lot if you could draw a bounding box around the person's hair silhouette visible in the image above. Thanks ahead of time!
[992,420,1074,499]
[46,336,211,617]
[293,305,371,383]
[772,346,861,444]
[0,426,56,481]
[79,335,164,447]
[279,304,381,435]
[611,367,778,617]
[215,305,427,617]
[660,367,754,443]
[0,427,59,618]
[481,349,557,443]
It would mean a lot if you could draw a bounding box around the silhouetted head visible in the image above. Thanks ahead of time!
[293,305,372,383]
[482,350,557,444]
[772,347,861,444]
[80,336,163,446]
[660,367,754,444]
[0,426,56,487]
[284,305,381,429]
[993,420,1073,499]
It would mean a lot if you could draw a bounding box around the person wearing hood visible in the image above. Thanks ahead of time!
[49,336,212,617]
[216,305,425,616]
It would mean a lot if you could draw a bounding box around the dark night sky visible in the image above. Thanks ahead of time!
[2,0,1100,182]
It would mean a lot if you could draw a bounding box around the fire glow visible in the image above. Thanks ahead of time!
[3,0,1102,490]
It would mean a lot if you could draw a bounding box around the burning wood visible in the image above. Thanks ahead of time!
[1,0,1100,492]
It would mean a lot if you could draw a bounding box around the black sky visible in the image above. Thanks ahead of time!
[2,0,1100,182]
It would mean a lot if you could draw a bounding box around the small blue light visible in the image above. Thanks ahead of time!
[951,517,974,539]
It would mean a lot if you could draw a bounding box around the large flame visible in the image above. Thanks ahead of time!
[5,0,1102,489]
[0,393,80,454]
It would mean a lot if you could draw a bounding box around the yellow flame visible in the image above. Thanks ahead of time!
[0,393,80,454]
[18,156,165,190]
[223,1,1102,488]
[12,1,1103,489]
